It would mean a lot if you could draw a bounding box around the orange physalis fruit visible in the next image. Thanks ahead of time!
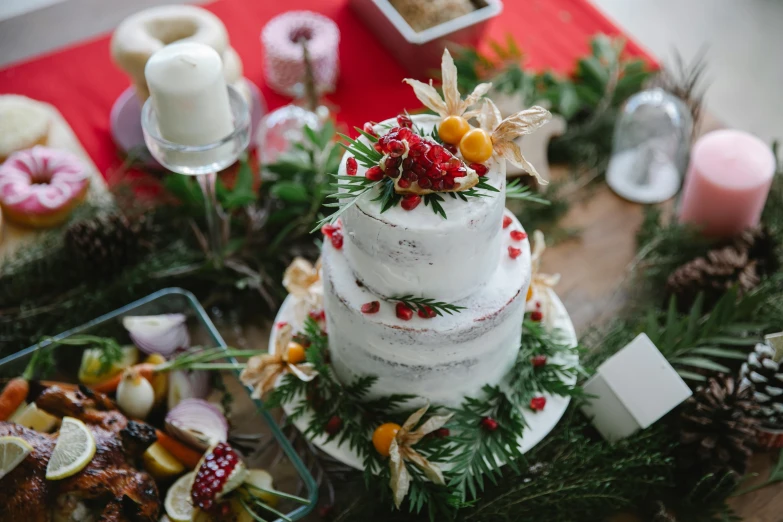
[286,342,306,364]
[459,128,493,163]
[526,286,534,302]
[372,422,401,457]
[438,116,471,145]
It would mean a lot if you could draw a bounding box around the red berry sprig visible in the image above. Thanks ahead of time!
[529,397,546,411]
[502,215,512,229]
[480,417,498,431]
[508,246,522,259]
[530,310,544,322]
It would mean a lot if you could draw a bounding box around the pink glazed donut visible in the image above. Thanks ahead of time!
[0,146,90,228]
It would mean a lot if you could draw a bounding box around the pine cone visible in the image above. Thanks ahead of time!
[64,213,149,278]
[678,374,760,477]
[740,342,783,430]
[666,227,774,310]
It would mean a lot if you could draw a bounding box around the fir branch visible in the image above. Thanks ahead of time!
[505,179,550,205]
[507,319,585,406]
[423,193,447,219]
[391,296,466,316]
[315,174,381,231]
[371,178,402,214]
[447,385,525,501]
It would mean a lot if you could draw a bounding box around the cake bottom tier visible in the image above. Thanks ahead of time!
[322,209,531,407]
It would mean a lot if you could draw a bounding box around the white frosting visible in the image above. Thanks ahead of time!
[323,210,531,407]
[340,115,505,302]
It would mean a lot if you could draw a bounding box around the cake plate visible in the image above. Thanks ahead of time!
[268,289,578,471]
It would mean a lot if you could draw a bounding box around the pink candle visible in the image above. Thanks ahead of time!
[678,129,775,237]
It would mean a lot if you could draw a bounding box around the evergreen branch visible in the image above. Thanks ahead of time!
[314,175,381,232]
[423,193,447,219]
[371,178,402,214]
[505,179,550,205]
[392,295,467,316]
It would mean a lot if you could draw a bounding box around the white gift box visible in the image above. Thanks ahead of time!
[581,333,692,441]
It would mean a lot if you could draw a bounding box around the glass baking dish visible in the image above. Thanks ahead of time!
[0,287,317,521]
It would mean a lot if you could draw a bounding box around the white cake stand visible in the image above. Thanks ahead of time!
[268,289,578,470]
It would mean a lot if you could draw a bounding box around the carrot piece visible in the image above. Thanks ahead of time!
[90,363,155,394]
[0,378,29,421]
[155,429,203,469]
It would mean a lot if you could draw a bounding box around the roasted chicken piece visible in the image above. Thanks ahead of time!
[0,385,160,522]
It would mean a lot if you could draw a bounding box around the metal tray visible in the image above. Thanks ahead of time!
[349,0,503,77]
[0,287,318,521]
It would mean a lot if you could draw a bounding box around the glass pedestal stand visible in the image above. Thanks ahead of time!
[141,86,251,266]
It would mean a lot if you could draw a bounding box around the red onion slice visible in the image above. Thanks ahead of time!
[122,314,189,356]
[165,398,228,450]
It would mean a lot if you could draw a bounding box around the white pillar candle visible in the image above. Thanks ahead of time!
[145,42,234,146]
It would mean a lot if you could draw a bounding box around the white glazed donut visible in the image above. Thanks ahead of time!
[111,5,243,100]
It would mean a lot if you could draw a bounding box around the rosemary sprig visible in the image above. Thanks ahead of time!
[506,179,550,205]
[372,178,402,213]
[45,335,124,376]
[391,295,466,316]
[423,193,447,219]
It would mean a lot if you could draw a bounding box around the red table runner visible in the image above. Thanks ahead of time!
[0,0,654,177]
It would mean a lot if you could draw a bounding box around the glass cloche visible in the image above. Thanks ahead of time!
[606,88,693,203]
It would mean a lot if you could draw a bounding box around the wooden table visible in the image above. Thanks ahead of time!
[1,3,779,519]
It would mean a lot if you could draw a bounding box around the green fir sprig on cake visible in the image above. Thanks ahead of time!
[392,295,467,318]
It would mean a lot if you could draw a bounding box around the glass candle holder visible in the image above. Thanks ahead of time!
[141,86,251,264]
[606,88,693,204]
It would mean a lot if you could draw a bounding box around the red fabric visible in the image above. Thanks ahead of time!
[0,0,654,177]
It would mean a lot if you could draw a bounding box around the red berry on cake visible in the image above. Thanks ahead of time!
[395,302,414,321]
[321,223,337,238]
[508,246,522,259]
[346,156,358,176]
[510,230,527,241]
[417,306,436,319]
[479,417,498,431]
[469,163,488,176]
[529,396,546,411]
[401,195,422,211]
[361,301,380,314]
[397,113,413,128]
[531,355,547,368]
[362,121,377,137]
[530,310,543,322]
[309,309,326,322]
[502,215,512,229]
[366,165,384,181]
[330,230,344,250]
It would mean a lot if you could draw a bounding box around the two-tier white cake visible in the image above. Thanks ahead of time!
[321,115,532,407]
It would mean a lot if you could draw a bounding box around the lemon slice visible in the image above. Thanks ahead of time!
[10,403,59,432]
[0,436,33,480]
[46,417,96,480]
[165,471,196,522]
[78,346,138,385]
[143,442,185,481]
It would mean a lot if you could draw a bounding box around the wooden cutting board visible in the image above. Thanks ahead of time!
[0,100,112,266]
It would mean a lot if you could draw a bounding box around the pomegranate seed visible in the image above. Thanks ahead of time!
[443,177,455,190]
[397,114,412,128]
[325,416,343,435]
[442,157,462,171]
[470,163,489,176]
[417,305,436,318]
[388,140,405,157]
[397,178,411,189]
[530,310,544,322]
[366,166,384,181]
[309,309,326,322]
[362,121,377,136]
[510,230,527,241]
[433,427,450,438]
[530,396,546,411]
[402,157,414,170]
[418,177,432,189]
[321,223,337,237]
[508,246,522,259]
[374,142,383,153]
[346,157,358,176]
[480,417,498,431]
[361,301,380,314]
[395,302,414,321]
[531,355,547,367]
[409,142,429,157]
[444,143,458,154]
[191,442,243,511]
[502,215,512,229]
[276,321,288,329]
[401,195,422,211]
[330,230,344,250]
